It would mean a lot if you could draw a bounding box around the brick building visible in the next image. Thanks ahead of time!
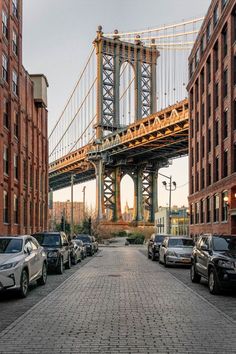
[50,201,84,228]
[188,0,236,235]
[0,0,48,235]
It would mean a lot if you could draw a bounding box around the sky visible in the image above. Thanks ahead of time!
[22,0,211,211]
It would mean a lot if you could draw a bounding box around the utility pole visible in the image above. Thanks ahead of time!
[159,173,177,235]
[70,174,74,238]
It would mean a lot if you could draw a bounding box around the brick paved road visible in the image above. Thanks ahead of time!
[0,247,236,353]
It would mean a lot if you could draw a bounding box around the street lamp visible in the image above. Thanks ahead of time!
[159,173,177,234]
[82,186,86,220]
[70,174,75,239]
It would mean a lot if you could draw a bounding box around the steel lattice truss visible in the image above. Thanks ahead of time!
[103,170,115,211]
[142,172,152,212]
[141,63,151,117]
[102,54,115,128]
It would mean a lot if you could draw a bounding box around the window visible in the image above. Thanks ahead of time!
[215,156,219,181]
[14,154,18,180]
[195,80,199,103]
[24,160,27,185]
[2,54,8,82]
[14,112,19,138]
[223,150,228,177]
[206,197,211,223]
[190,204,194,224]
[207,57,211,83]
[195,202,200,224]
[200,69,205,94]
[196,112,199,132]
[24,199,27,226]
[195,48,200,66]
[202,135,205,157]
[214,41,219,71]
[14,194,18,224]
[213,6,219,27]
[215,120,219,146]
[206,21,211,43]
[191,147,194,167]
[196,142,199,162]
[12,0,18,18]
[200,199,204,223]
[223,69,228,97]
[213,194,219,222]
[222,191,228,222]
[196,171,199,192]
[222,0,228,9]
[189,60,194,79]
[12,30,18,56]
[208,163,212,186]
[201,168,205,190]
[215,82,219,108]
[201,103,205,125]
[223,110,228,138]
[3,191,8,224]
[222,25,228,57]
[200,37,205,55]
[2,10,8,38]
[12,70,18,96]
[3,98,9,128]
[208,128,211,152]
[207,94,211,118]
[3,146,8,175]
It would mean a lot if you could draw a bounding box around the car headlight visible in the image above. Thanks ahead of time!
[0,261,19,271]
[47,251,58,258]
[218,260,235,269]
[166,251,177,257]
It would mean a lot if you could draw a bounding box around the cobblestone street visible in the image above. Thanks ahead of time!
[0,246,236,353]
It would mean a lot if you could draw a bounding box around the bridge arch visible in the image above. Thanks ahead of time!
[121,173,135,222]
[119,61,135,127]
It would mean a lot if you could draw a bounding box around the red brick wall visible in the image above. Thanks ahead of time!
[0,0,48,235]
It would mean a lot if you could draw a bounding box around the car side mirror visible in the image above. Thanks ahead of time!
[200,244,209,251]
[24,245,32,255]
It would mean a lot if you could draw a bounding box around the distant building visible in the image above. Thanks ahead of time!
[187,0,236,236]
[122,202,134,222]
[155,206,190,235]
[0,0,48,235]
[50,201,84,227]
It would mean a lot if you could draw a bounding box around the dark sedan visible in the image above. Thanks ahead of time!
[191,234,236,294]
[75,234,94,256]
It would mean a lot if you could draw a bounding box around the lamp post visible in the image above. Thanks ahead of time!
[159,173,176,234]
[70,174,75,238]
[82,186,86,220]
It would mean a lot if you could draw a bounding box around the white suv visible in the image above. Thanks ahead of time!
[0,235,47,298]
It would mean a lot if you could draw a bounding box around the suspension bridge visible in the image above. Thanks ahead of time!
[49,17,203,224]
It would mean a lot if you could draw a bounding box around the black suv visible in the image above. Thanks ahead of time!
[76,234,94,256]
[191,234,236,294]
[33,232,72,274]
[147,234,166,261]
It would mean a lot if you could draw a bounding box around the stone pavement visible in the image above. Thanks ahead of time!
[0,247,236,354]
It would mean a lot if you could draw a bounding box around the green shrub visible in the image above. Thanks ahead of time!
[126,233,145,244]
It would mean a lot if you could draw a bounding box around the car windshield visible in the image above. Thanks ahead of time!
[74,240,82,246]
[154,235,165,243]
[34,234,61,247]
[0,238,23,253]
[168,238,194,248]
[212,236,236,252]
[76,235,91,243]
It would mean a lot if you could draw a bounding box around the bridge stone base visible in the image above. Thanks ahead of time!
[96,220,154,240]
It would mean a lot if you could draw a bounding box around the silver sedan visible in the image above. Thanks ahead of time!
[159,237,194,267]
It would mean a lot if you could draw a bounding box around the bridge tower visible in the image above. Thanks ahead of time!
[91,26,160,223]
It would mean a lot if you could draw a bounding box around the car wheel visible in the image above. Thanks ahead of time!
[57,257,64,274]
[164,256,168,268]
[37,262,47,286]
[190,262,201,283]
[66,254,71,269]
[18,269,29,298]
[208,268,221,295]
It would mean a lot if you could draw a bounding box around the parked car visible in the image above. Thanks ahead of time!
[91,236,98,253]
[71,240,83,264]
[191,234,236,294]
[75,234,94,256]
[73,239,87,259]
[0,235,47,298]
[159,236,194,267]
[33,232,72,274]
[147,234,167,261]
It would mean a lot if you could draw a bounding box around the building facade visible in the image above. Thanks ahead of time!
[0,0,48,235]
[188,0,236,236]
[50,201,84,228]
[155,206,190,236]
